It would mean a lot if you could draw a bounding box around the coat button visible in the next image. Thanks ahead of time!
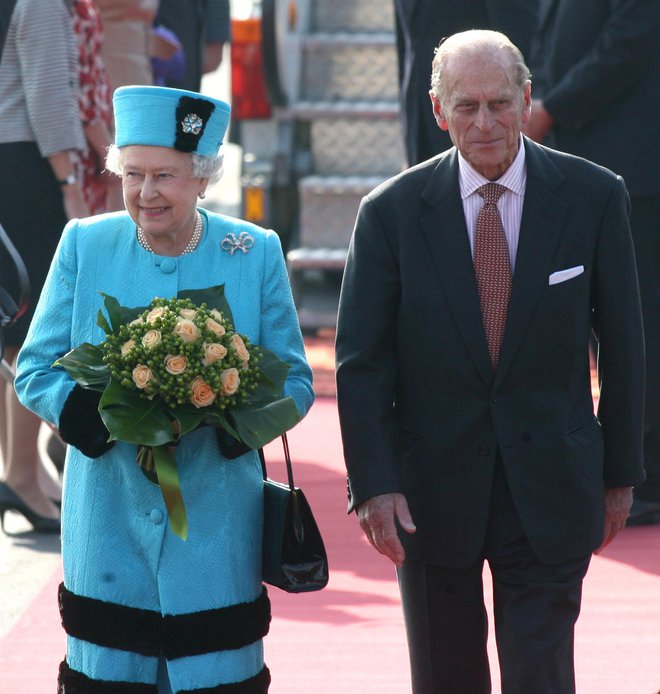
[149,509,164,524]
[159,258,177,274]
[521,432,532,443]
[478,444,490,456]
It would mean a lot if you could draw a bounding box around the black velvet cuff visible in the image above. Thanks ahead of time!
[59,385,114,458]
[215,425,252,459]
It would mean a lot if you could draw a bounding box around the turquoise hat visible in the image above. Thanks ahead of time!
[113,86,231,157]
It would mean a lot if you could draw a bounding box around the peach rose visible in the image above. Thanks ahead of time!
[146,306,167,323]
[190,376,216,408]
[165,354,188,375]
[121,339,136,356]
[129,316,144,326]
[202,342,227,366]
[231,334,250,363]
[132,364,153,389]
[173,318,201,343]
[220,368,240,396]
[179,308,198,320]
[209,309,223,322]
[206,317,226,337]
[142,329,162,349]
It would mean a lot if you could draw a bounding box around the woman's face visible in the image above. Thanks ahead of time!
[120,146,207,242]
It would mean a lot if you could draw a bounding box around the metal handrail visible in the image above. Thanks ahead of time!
[261,0,288,107]
[0,222,31,381]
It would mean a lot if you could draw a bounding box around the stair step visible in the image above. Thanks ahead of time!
[287,247,348,269]
[301,36,397,102]
[299,175,389,195]
[303,32,395,49]
[312,0,395,33]
[298,175,389,249]
[310,118,403,176]
[293,100,399,119]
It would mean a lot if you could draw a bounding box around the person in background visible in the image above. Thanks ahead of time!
[394,0,539,167]
[15,84,313,691]
[95,0,158,93]
[336,30,644,693]
[0,0,87,533]
[155,0,230,92]
[72,0,119,214]
[525,0,660,526]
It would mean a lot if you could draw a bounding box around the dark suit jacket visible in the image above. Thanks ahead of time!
[155,0,230,91]
[529,0,660,198]
[336,138,645,568]
[394,0,540,165]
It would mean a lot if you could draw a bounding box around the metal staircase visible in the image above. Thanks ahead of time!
[276,0,402,331]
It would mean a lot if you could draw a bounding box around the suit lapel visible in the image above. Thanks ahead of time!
[419,150,493,385]
[494,139,569,386]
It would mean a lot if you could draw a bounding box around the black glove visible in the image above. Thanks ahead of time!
[215,425,252,459]
[59,385,114,458]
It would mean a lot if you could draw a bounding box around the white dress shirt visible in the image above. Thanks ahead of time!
[458,136,527,271]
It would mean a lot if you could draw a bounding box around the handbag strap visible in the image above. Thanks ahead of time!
[259,432,295,490]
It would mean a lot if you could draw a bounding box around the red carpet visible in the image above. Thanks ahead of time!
[1,358,660,692]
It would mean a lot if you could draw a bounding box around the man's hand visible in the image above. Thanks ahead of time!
[203,42,225,75]
[595,486,633,554]
[357,493,416,567]
[523,99,554,143]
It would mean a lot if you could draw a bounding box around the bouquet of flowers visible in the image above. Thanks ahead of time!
[54,285,300,540]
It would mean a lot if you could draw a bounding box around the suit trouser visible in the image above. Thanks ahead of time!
[397,459,591,694]
[630,195,660,501]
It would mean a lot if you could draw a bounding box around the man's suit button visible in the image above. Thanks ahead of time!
[521,432,532,443]
[478,444,490,456]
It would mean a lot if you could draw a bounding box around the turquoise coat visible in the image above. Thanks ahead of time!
[15,209,314,691]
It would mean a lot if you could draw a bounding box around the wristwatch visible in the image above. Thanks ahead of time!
[57,173,77,186]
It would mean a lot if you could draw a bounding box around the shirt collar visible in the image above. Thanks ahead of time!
[458,135,527,199]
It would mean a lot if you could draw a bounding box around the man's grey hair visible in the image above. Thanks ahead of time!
[105,145,225,184]
[430,30,531,104]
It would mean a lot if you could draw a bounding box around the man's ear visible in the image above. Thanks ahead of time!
[429,92,449,131]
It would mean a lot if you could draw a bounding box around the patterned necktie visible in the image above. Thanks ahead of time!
[473,183,511,368]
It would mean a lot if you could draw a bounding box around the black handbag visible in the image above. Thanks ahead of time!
[260,433,329,593]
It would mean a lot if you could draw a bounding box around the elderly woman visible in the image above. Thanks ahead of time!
[15,86,314,693]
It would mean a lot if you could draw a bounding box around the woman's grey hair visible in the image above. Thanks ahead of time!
[105,145,225,185]
[430,30,531,104]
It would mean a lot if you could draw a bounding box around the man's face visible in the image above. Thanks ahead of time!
[430,52,531,180]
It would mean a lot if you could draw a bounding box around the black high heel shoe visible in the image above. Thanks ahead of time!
[0,481,61,533]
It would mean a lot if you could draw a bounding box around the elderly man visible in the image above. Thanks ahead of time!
[336,30,645,693]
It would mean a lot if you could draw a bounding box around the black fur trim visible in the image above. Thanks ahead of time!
[178,665,271,693]
[59,583,271,660]
[58,660,157,693]
[163,587,271,659]
[58,385,114,458]
[174,97,215,152]
[59,583,162,656]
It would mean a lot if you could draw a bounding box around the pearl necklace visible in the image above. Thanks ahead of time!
[136,211,203,255]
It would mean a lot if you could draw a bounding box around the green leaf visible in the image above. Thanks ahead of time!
[96,308,112,335]
[177,286,233,325]
[253,346,291,395]
[167,404,206,438]
[217,412,240,440]
[54,343,109,391]
[99,379,176,446]
[152,444,188,540]
[99,292,147,334]
[230,396,301,450]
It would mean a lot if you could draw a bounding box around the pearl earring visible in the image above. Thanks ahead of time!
[199,192,206,199]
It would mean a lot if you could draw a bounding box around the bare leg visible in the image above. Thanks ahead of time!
[1,346,60,520]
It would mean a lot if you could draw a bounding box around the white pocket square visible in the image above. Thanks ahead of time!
[548,265,584,285]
